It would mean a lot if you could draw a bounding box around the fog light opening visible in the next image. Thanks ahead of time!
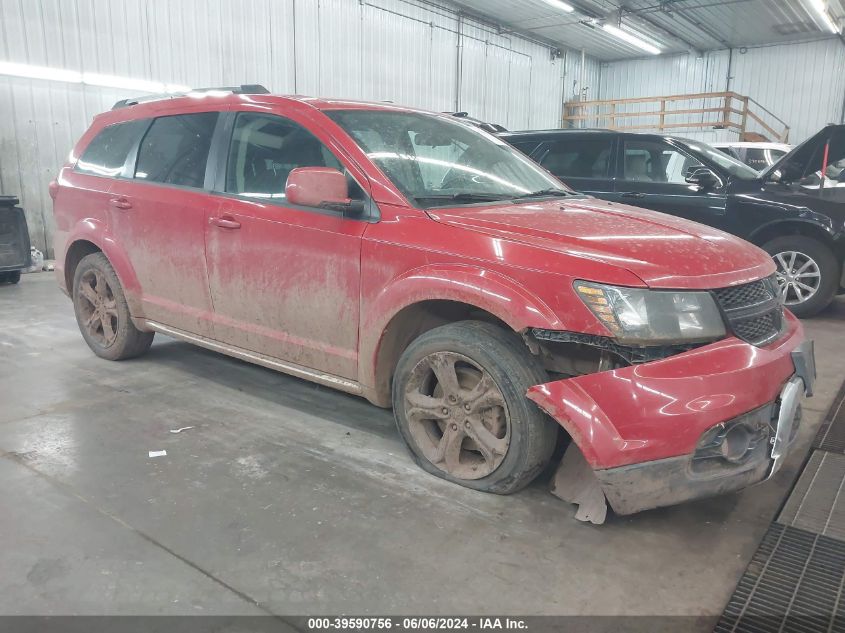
[721,424,753,463]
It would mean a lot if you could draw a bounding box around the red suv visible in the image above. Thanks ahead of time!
[52,86,815,523]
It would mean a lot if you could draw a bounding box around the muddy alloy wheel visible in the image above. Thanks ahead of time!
[77,268,119,347]
[392,321,559,494]
[404,351,510,480]
[72,252,154,360]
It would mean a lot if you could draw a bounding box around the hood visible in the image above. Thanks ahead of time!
[428,196,775,290]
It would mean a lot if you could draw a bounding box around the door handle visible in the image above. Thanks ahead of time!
[109,197,133,210]
[620,192,646,199]
[213,215,241,229]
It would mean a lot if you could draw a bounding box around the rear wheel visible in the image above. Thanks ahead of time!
[72,253,154,360]
[763,236,839,318]
[392,321,559,494]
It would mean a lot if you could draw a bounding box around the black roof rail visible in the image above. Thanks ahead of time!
[444,111,508,134]
[112,84,270,110]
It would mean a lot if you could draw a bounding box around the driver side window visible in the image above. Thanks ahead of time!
[622,140,702,184]
[225,112,345,200]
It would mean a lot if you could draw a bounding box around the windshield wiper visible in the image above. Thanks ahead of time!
[413,192,512,203]
[513,188,572,199]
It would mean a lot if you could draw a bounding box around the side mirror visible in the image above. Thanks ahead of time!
[285,167,363,213]
[685,167,720,189]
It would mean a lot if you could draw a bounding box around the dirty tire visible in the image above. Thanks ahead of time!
[763,235,839,318]
[392,321,559,494]
[72,252,154,360]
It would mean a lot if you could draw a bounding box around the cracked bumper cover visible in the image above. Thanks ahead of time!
[527,311,815,515]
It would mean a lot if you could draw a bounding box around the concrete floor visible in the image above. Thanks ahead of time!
[1,273,843,623]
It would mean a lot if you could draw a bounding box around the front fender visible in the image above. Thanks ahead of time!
[61,218,144,316]
[359,263,563,397]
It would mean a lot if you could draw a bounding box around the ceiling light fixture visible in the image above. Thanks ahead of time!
[541,0,575,13]
[0,61,190,93]
[807,0,841,33]
[0,61,82,83]
[82,73,190,93]
[602,23,662,55]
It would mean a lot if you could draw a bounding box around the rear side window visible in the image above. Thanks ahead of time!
[135,112,219,188]
[75,120,148,177]
[540,138,612,179]
[225,112,343,199]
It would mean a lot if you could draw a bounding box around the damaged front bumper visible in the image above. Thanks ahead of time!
[527,312,815,520]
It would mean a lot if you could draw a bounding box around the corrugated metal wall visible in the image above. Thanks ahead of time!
[599,38,845,145]
[0,0,591,256]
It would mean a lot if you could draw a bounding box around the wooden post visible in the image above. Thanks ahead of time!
[722,93,732,129]
[659,99,666,131]
[740,96,749,139]
[609,103,616,130]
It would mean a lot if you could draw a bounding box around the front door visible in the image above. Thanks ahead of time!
[615,138,729,228]
[108,111,221,336]
[204,110,368,380]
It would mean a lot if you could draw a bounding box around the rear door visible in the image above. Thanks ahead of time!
[614,137,729,227]
[107,109,222,337]
[59,119,148,268]
[533,135,616,196]
[203,107,369,380]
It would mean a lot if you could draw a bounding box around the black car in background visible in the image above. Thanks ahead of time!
[501,126,845,317]
[0,196,30,285]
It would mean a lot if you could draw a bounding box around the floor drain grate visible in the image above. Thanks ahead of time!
[714,523,845,633]
[778,451,845,542]
[814,382,845,454]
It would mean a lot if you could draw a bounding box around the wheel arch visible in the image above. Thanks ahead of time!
[748,219,840,255]
[64,239,102,292]
[360,265,563,407]
[63,221,143,315]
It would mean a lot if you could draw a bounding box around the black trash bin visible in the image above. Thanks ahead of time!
[0,196,31,285]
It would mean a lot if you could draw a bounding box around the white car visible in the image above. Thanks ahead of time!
[713,142,792,172]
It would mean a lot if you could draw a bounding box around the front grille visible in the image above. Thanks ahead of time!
[713,276,785,347]
[713,278,775,310]
[733,312,779,343]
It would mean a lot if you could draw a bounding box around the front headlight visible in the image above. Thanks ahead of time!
[574,281,726,344]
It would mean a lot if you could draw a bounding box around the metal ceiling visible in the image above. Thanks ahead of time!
[447,0,845,60]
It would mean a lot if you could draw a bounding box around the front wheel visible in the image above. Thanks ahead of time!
[392,321,559,494]
[763,236,839,318]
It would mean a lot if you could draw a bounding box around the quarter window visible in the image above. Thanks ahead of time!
[75,119,148,177]
[540,138,612,179]
[135,112,219,188]
[225,112,343,199]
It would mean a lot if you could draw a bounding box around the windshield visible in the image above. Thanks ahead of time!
[681,139,760,180]
[326,109,570,207]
